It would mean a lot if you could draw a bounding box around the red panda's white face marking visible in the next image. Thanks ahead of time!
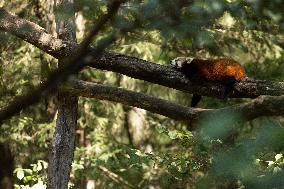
[170,57,194,68]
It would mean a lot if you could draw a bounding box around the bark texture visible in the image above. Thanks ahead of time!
[0,8,76,58]
[0,143,14,189]
[47,0,78,188]
[1,8,284,99]
[68,79,200,121]
[0,3,126,122]
[67,79,284,128]
[1,8,284,126]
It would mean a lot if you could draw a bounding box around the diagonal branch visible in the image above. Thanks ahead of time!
[1,8,284,124]
[1,8,284,100]
[98,166,136,189]
[0,1,129,122]
[0,34,114,122]
[0,8,76,58]
[86,52,284,98]
[66,79,284,126]
[66,79,203,121]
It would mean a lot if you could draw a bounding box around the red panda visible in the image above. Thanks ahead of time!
[170,57,246,107]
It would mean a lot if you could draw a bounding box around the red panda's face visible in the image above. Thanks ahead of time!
[170,57,194,68]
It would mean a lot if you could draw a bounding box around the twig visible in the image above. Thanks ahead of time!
[98,165,137,189]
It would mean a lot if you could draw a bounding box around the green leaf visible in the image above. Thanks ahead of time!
[275,153,283,161]
[168,130,178,139]
[16,170,25,180]
[23,175,33,183]
[156,126,167,134]
[37,162,43,171]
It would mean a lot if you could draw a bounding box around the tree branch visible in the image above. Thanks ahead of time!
[1,8,284,124]
[0,8,76,58]
[0,1,129,122]
[66,79,284,125]
[1,8,284,100]
[66,79,203,121]
[86,52,284,98]
[98,166,136,189]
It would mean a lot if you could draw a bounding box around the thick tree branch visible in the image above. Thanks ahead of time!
[67,79,203,121]
[87,53,284,98]
[0,31,116,123]
[0,0,135,121]
[1,8,284,100]
[0,8,76,58]
[1,8,284,123]
[66,79,284,125]
[0,2,129,122]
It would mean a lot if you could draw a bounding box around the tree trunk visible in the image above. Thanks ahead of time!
[0,143,14,189]
[47,0,77,188]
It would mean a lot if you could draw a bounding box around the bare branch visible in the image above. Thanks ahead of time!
[87,52,284,98]
[0,0,128,122]
[98,166,136,189]
[67,79,203,121]
[1,8,284,124]
[0,8,76,58]
[212,95,284,121]
[66,79,284,125]
[1,8,283,100]
[0,33,113,123]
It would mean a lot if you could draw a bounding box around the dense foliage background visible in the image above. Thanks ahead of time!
[0,0,284,188]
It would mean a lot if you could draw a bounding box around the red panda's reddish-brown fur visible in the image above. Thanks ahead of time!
[171,57,246,107]
[192,58,246,81]
[171,57,246,82]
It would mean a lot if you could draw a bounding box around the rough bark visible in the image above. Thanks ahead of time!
[47,1,127,187]
[1,8,284,99]
[0,8,76,58]
[87,52,284,98]
[1,8,284,125]
[0,143,14,189]
[67,79,284,126]
[0,3,126,122]
[47,0,78,188]
[67,79,201,121]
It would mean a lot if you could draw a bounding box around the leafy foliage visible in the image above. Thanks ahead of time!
[0,0,284,188]
[14,160,48,189]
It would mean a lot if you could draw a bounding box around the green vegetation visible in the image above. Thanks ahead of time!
[0,0,284,188]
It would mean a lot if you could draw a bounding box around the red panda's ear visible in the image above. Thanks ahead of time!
[170,58,177,66]
[171,57,193,68]
[170,57,183,67]
[186,57,194,63]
